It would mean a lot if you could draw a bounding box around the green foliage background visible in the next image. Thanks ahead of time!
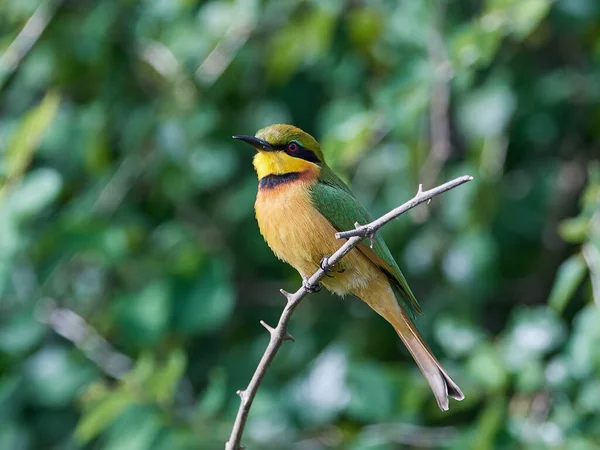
[1,0,600,449]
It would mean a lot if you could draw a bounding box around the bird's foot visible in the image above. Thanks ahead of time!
[302,277,321,293]
[320,256,335,277]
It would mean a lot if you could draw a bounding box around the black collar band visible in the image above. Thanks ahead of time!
[259,172,301,189]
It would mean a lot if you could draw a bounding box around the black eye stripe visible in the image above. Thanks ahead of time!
[276,141,320,163]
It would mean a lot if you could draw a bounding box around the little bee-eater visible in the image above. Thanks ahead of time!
[234,124,464,410]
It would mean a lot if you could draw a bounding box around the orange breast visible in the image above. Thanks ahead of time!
[254,175,382,296]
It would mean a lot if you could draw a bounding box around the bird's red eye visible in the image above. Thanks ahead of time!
[288,142,299,152]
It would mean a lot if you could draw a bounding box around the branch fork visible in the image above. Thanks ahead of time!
[225,175,474,450]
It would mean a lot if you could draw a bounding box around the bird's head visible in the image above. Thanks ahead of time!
[233,124,324,180]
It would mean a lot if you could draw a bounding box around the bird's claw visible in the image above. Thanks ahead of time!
[320,256,333,271]
[320,256,335,277]
[302,277,321,293]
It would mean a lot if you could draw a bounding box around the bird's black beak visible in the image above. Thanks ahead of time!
[232,135,276,152]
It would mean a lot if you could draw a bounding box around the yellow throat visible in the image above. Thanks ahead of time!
[252,151,318,179]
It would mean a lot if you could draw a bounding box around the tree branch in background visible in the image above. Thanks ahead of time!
[36,299,133,379]
[0,0,63,90]
[195,16,255,86]
[225,174,474,450]
[421,3,453,189]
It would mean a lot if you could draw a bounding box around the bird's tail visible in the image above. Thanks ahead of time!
[357,282,464,411]
[390,306,464,411]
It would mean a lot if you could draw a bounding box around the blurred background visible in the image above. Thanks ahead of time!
[1,0,599,449]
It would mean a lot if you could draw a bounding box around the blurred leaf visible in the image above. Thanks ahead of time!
[583,243,600,307]
[471,397,506,450]
[1,91,60,186]
[267,9,335,82]
[559,217,590,244]
[124,353,157,387]
[346,7,383,50]
[188,144,238,191]
[172,259,234,335]
[288,345,350,425]
[576,380,600,414]
[146,349,186,405]
[515,359,544,392]
[6,168,62,220]
[25,346,97,407]
[435,316,485,358]
[442,227,497,291]
[450,22,502,69]
[500,0,551,38]
[467,343,509,392]
[345,361,393,423]
[458,79,516,140]
[348,431,393,450]
[500,307,565,371]
[548,253,587,313]
[117,281,171,346]
[0,311,46,356]
[0,422,30,450]
[197,367,227,418]
[75,391,133,443]
[103,405,162,450]
[568,305,600,378]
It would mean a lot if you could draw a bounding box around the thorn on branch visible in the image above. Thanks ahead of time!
[260,320,275,335]
[417,184,424,194]
[279,289,292,300]
[283,332,295,342]
[236,389,248,406]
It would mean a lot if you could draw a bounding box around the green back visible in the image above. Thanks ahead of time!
[309,165,422,315]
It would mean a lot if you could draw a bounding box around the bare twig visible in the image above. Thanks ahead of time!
[225,174,474,450]
[0,0,63,90]
[35,299,133,379]
[195,16,255,86]
[34,298,197,410]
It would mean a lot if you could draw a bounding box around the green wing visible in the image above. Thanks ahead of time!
[309,166,422,315]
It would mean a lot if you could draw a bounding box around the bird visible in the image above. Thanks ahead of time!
[233,124,464,411]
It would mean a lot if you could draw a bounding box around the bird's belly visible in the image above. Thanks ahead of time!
[255,183,380,295]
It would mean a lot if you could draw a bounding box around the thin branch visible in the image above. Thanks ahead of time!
[35,299,132,379]
[335,176,473,239]
[195,15,255,86]
[0,0,63,90]
[225,174,474,450]
[35,298,197,411]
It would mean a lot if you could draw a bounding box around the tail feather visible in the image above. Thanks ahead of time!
[392,307,464,411]
[354,276,464,411]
